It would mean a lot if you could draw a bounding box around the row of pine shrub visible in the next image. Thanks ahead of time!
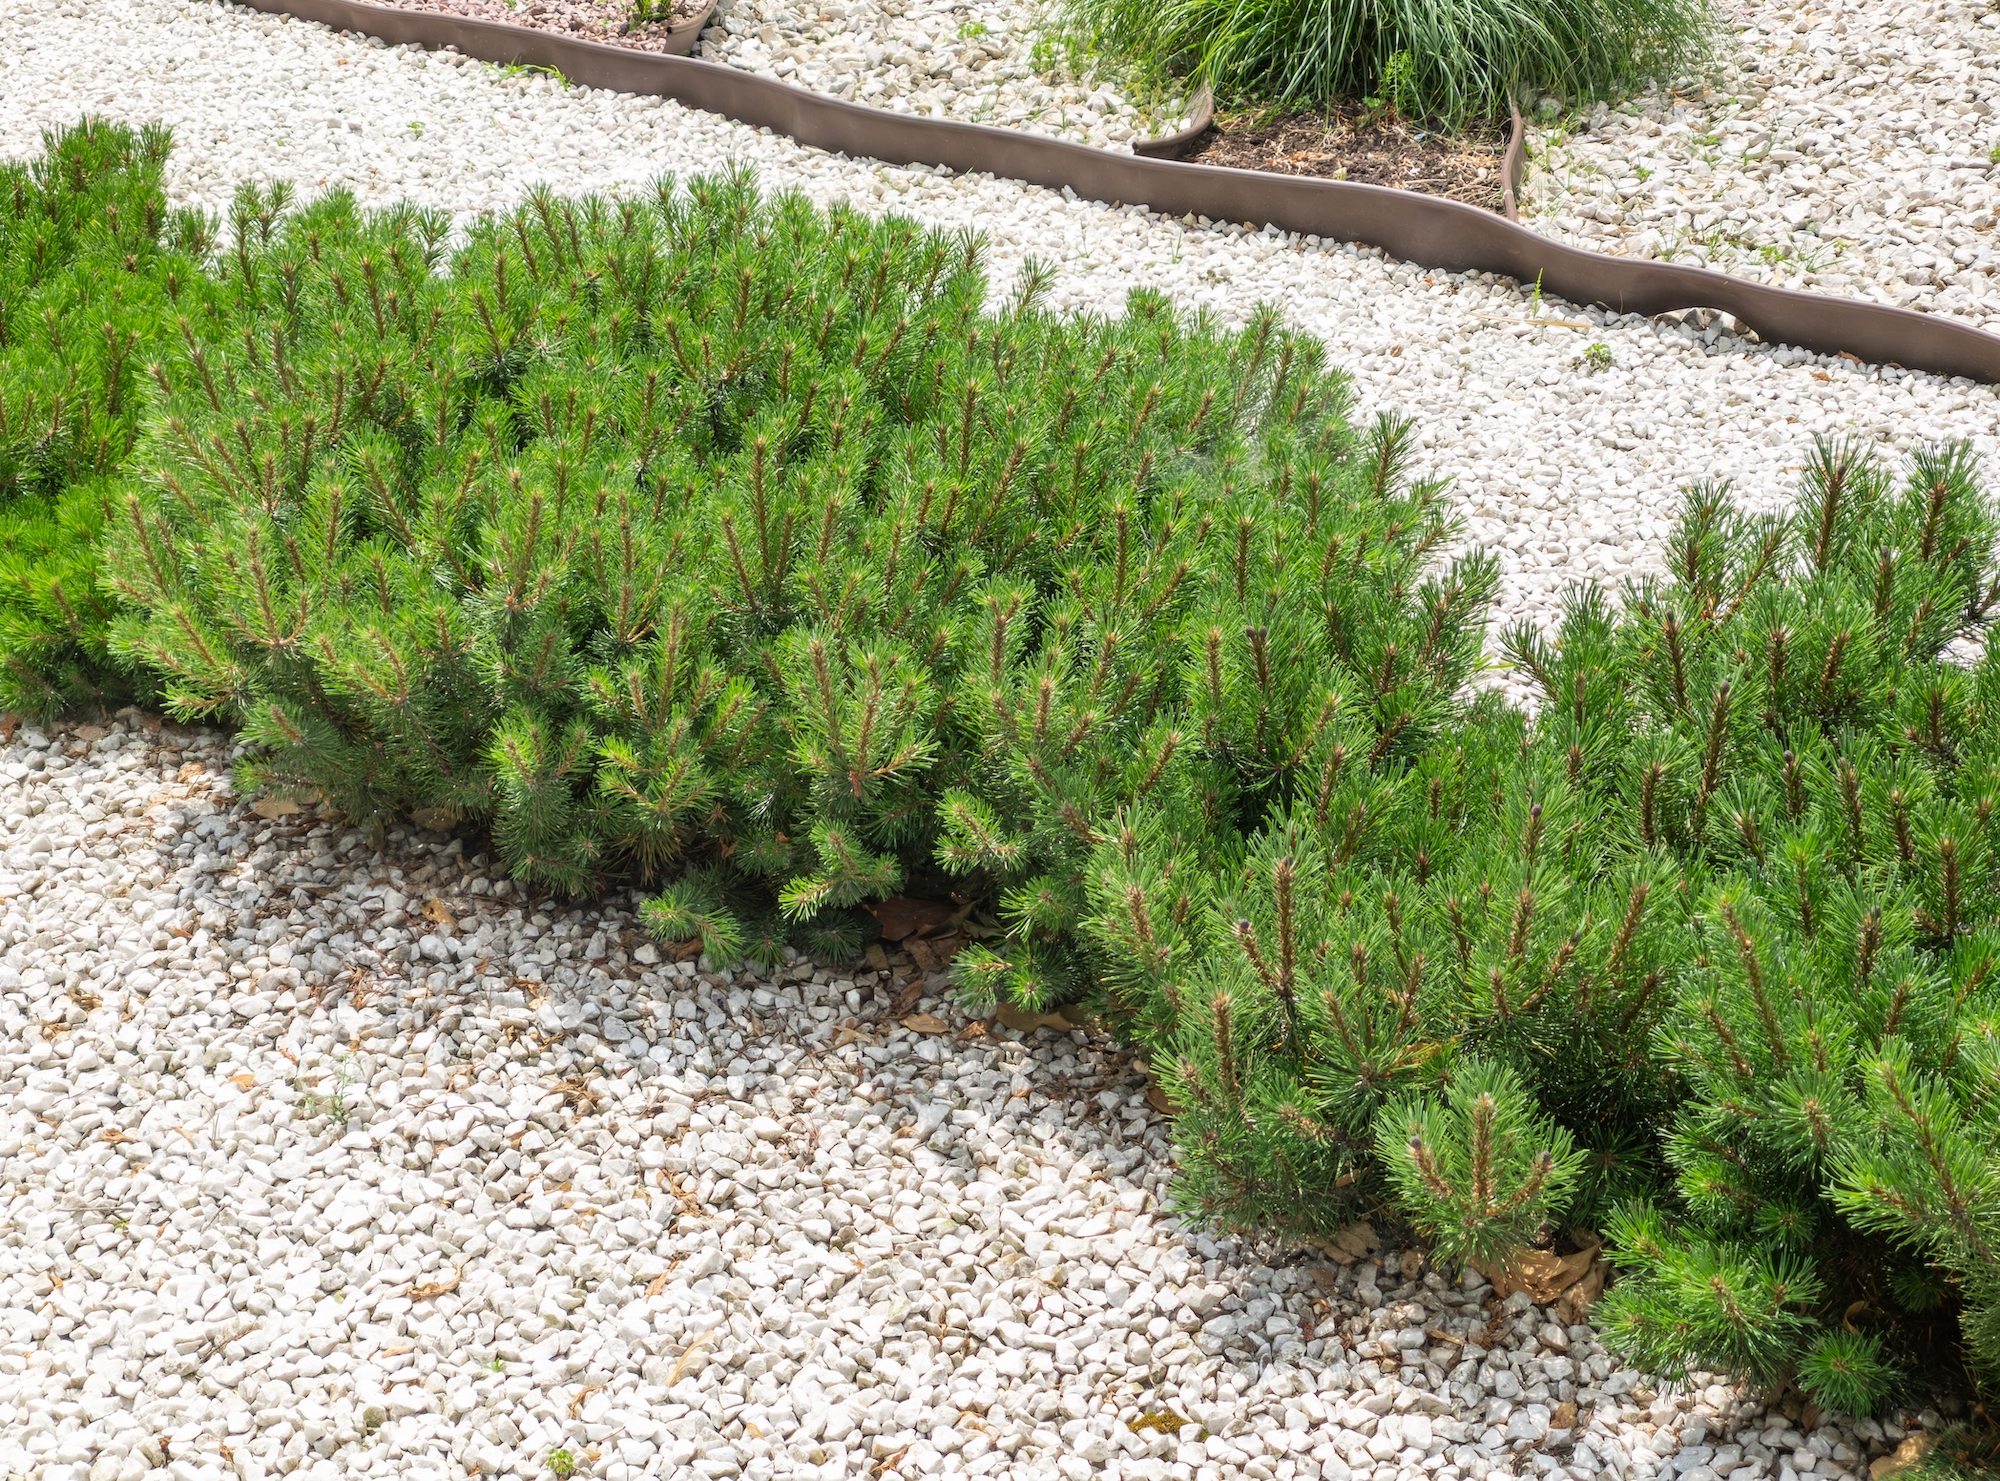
[7,119,2000,1420]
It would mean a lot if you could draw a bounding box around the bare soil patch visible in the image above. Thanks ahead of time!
[1186,109,1509,213]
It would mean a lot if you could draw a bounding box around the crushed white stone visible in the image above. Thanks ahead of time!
[694,0,1197,149]
[1523,0,2000,332]
[0,6,1993,1474]
[6,0,2000,642]
[0,715,1951,1481]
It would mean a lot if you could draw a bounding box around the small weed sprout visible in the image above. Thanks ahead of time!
[547,1450,577,1479]
[958,19,989,36]
[1584,342,1613,372]
[297,1057,356,1128]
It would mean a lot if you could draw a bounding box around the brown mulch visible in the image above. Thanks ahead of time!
[1185,108,1510,213]
[369,0,709,53]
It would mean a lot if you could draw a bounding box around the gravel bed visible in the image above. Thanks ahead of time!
[10,0,2000,642]
[372,0,713,55]
[0,715,1944,1481]
[1523,0,2000,331]
[365,0,1194,149]
[3,10,1995,1479]
[688,0,1193,149]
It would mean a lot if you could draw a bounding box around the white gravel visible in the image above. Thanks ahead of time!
[1523,0,2000,332]
[0,715,1946,1481]
[694,0,1197,149]
[7,0,2000,638]
[1,7,1995,1477]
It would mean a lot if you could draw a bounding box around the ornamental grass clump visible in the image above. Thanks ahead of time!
[1058,0,1710,122]
[1094,440,2000,1413]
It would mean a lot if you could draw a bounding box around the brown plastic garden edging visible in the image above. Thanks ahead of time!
[655,0,714,56]
[1501,97,1525,222]
[239,0,2000,384]
[1129,82,1213,160]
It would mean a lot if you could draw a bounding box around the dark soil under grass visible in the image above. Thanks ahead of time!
[1185,109,1510,212]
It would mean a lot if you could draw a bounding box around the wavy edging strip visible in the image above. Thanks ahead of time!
[237,0,2000,384]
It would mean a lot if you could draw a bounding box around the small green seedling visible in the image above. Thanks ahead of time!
[1584,342,1612,371]
[547,1449,577,1479]
[297,1056,355,1128]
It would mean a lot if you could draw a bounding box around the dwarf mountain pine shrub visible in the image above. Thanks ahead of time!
[14,134,2000,1411]
[96,167,1488,988]
[1091,439,2000,1412]
[0,119,222,718]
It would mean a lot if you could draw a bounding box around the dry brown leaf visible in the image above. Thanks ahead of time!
[1127,1411,1190,1436]
[1551,1252,1609,1325]
[423,898,457,931]
[668,1332,715,1385]
[993,1003,1070,1033]
[410,806,455,833]
[1550,1400,1577,1431]
[832,1024,878,1050]
[902,1013,950,1034]
[252,797,301,820]
[1311,1221,1380,1266]
[1144,1082,1175,1115]
[76,724,107,742]
[646,1273,670,1298]
[98,1128,131,1145]
[1871,1436,1933,1481]
[657,1172,706,1218]
[868,895,958,942]
[955,1021,989,1043]
[229,1073,256,1090]
[1474,1233,1601,1304]
[405,1268,461,1303]
[891,980,925,1016]
[568,1384,603,1420]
